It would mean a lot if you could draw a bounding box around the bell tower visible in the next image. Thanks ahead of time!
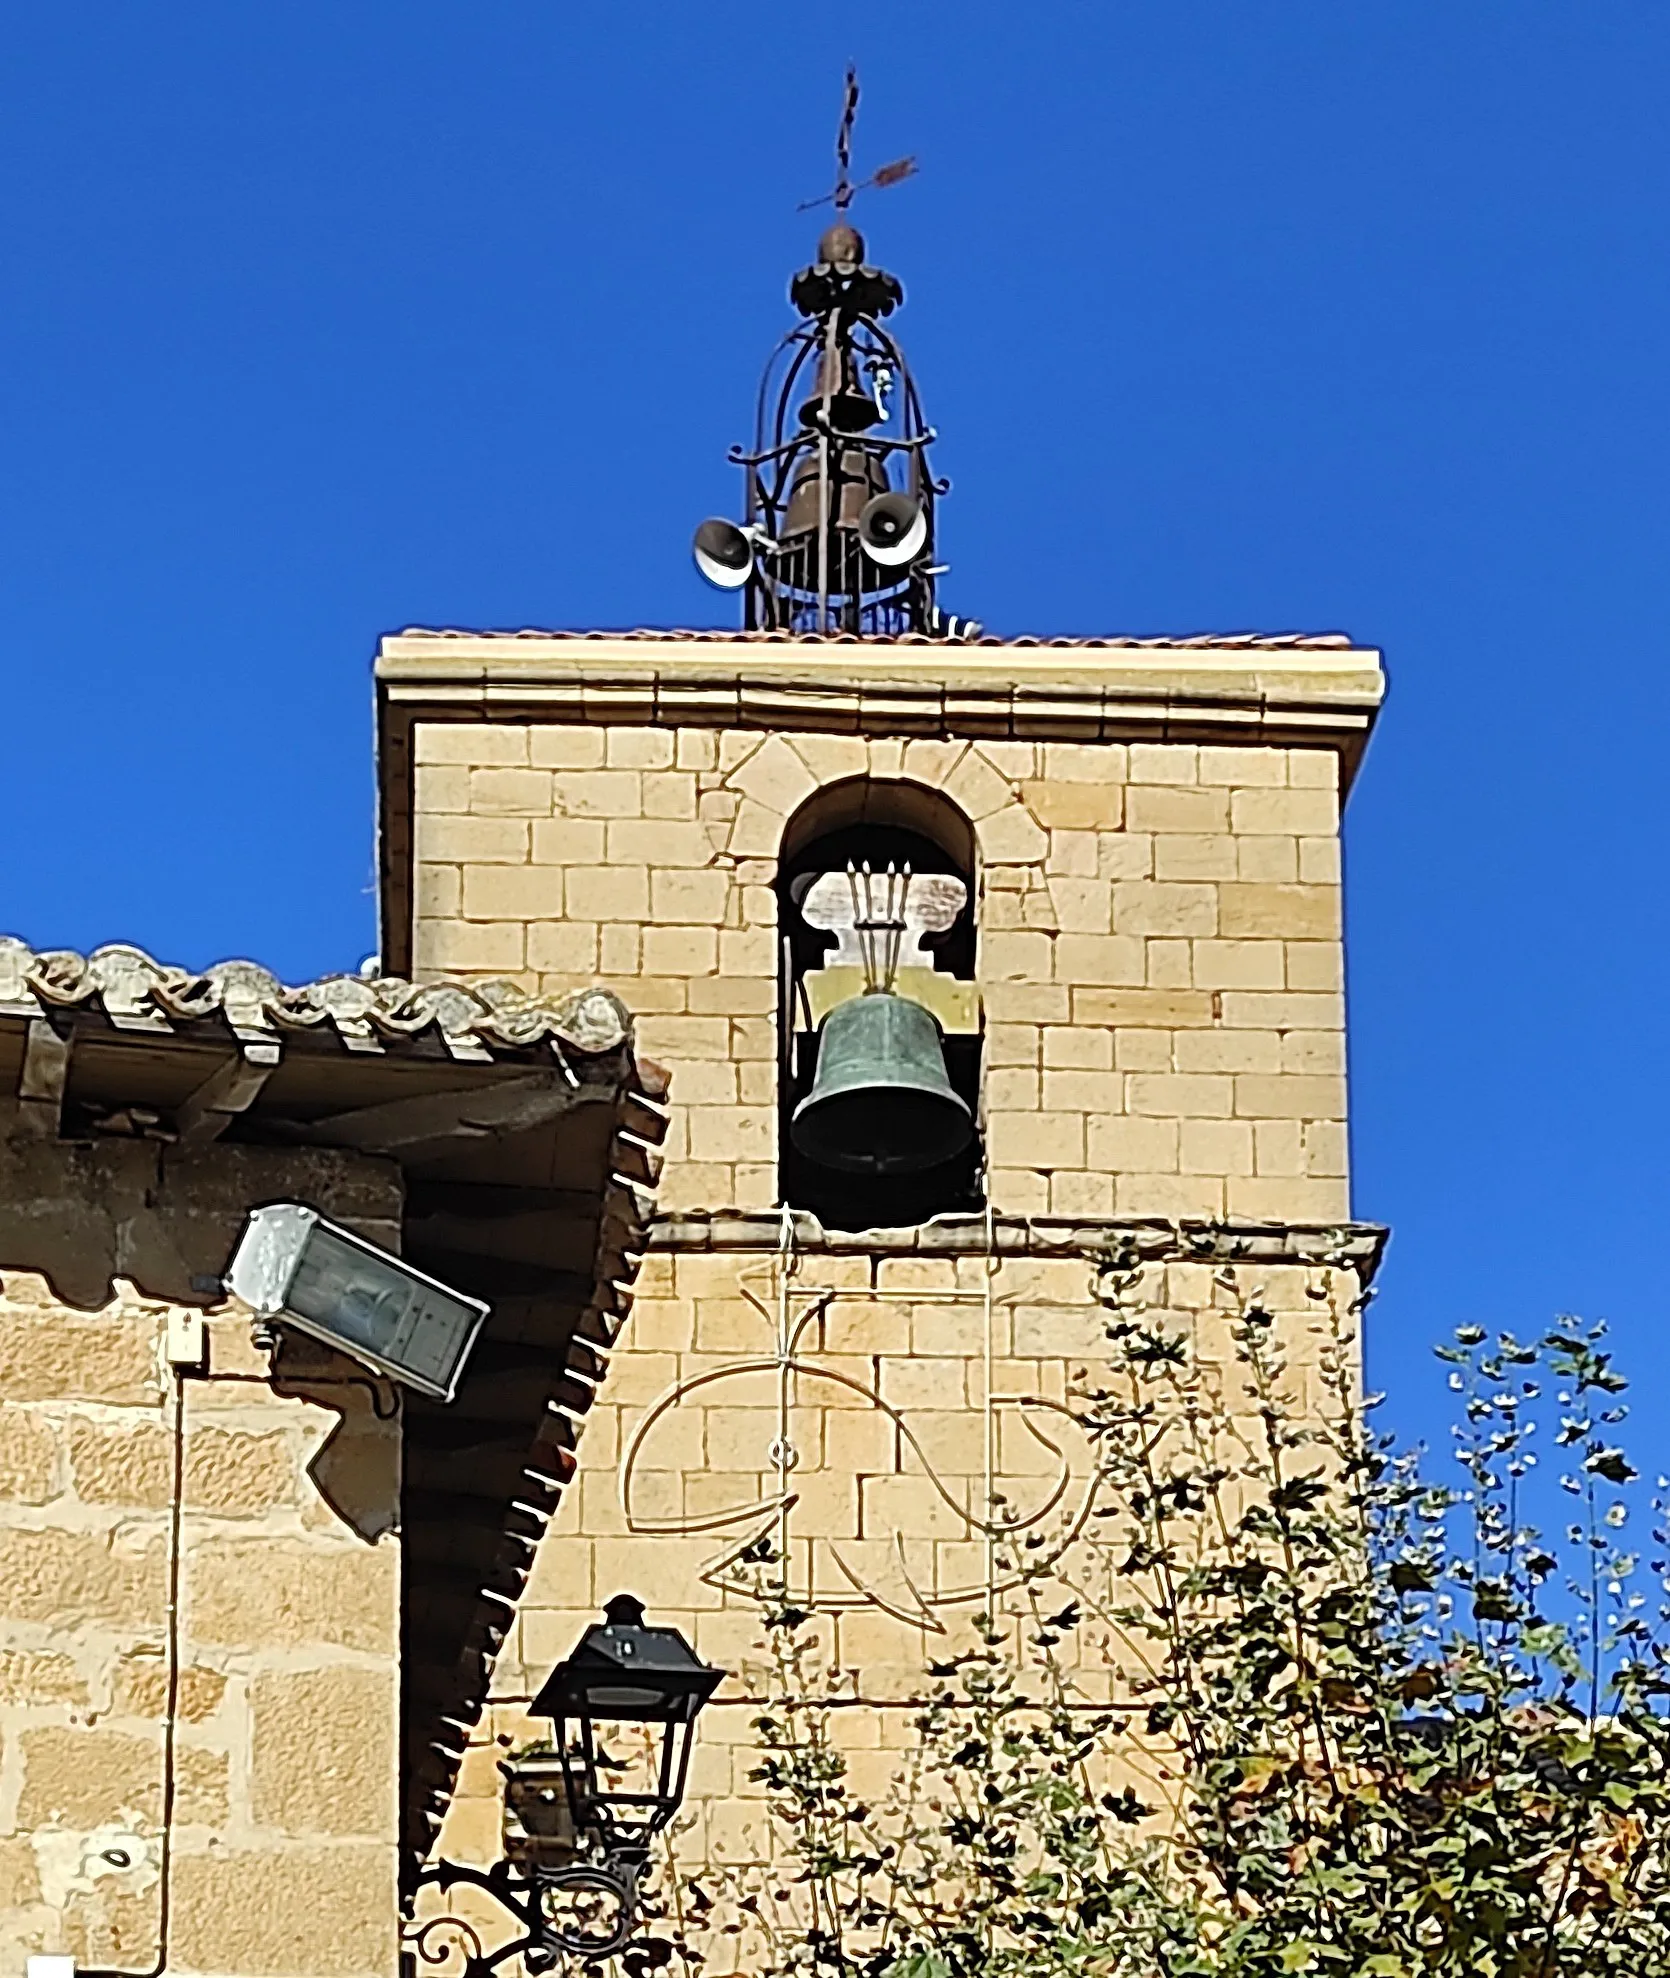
[379,106,1387,1899]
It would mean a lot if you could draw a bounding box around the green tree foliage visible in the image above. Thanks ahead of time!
[679,1250,1670,1978]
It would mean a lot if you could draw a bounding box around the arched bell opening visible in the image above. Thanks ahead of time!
[777,777,984,1231]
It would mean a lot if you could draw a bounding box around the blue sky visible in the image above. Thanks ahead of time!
[2,4,1666,1488]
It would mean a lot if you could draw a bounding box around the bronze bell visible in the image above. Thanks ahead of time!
[791,991,973,1175]
[781,441,890,541]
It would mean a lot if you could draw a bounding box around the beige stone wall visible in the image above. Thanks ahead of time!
[420,1242,1362,1952]
[411,724,1348,1222]
[0,1274,400,1978]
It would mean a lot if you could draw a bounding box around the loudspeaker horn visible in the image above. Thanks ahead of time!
[692,518,754,590]
[857,491,928,568]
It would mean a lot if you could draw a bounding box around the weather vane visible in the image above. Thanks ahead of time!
[797,64,918,215]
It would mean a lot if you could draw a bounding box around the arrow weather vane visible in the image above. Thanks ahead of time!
[798,64,918,215]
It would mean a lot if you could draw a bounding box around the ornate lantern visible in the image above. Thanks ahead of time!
[416,1596,722,1970]
[530,1594,722,1867]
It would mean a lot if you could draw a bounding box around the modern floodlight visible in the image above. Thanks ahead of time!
[225,1203,489,1402]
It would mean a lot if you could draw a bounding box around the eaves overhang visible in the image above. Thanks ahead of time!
[0,937,670,1883]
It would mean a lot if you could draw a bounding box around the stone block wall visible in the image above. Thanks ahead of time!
[410,724,1348,1222]
[0,1274,400,1978]
[418,1238,1369,1958]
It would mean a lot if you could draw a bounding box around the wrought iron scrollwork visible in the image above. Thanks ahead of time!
[408,1852,650,1975]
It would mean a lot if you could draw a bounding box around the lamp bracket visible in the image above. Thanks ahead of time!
[409,1850,651,1973]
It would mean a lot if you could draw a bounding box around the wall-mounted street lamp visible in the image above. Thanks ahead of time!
[417,1597,722,1969]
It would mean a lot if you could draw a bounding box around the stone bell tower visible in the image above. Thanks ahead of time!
[379,195,1386,1892]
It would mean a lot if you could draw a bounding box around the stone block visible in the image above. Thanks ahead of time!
[1126,786,1228,834]
[1230,788,1339,836]
[415,864,460,917]
[599,923,642,974]
[1217,883,1339,941]
[644,925,719,976]
[252,1667,395,1837]
[790,734,871,784]
[976,804,1049,865]
[1111,881,1216,937]
[980,983,1069,1024]
[177,1744,231,1826]
[469,767,552,815]
[726,798,786,859]
[1226,1177,1349,1221]
[1153,834,1239,881]
[1174,1028,1283,1074]
[1253,1120,1306,1176]
[416,722,527,765]
[188,1539,395,1653]
[0,1836,40,1909]
[1044,827,1099,877]
[528,725,607,768]
[1232,1074,1346,1120]
[0,1647,88,1705]
[0,1525,163,1624]
[988,1166,1050,1212]
[1198,745,1288,786]
[990,1111,1086,1169]
[417,918,525,972]
[1288,749,1339,789]
[171,1846,395,1977]
[984,1067,1040,1110]
[460,865,560,919]
[1071,987,1214,1028]
[18,1726,161,1826]
[1281,1029,1346,1075]
[1086,1114,1179,1172]
[1052,934,1145,986]
[1180,1120,1254,1176]
[981,930,1053,982]
[567,863,649,921]
[1285,942,1344,991]
[984,1022,1041,1068]
[1043,1025,1112,1069]
[112,1653,224,1723]
[643,771,699,819]
[1019,782,1122,829]
[1041,1071,1121,1114]
[1045,877,1112,933]
[551,769,645,818]
[1235,835,1300,882]
[0,1409,57,1501]
[1128,744,1197,784]
[531,817,607,864]
[415,813,529,864]
[67,1416,169,1503]
[651,868,731,925]
[1116,1172,1225,1218]
[726,735,818,816]
[1220,991,1343,1032]
[1190,940,1285,990]
[0,1305,160,1403]
[1048,1169,1116,1215]
[185,1428,293,1514]
[1127,1073,1234,1119]
[1298,836,1343,883]
[526,922,599,973]
[414,764,470,813]
[1113,1027,1173,1071]
[606,728,676,769]
[686,1107,773,1164]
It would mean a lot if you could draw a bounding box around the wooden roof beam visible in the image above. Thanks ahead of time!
[173,1040,281,1148]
